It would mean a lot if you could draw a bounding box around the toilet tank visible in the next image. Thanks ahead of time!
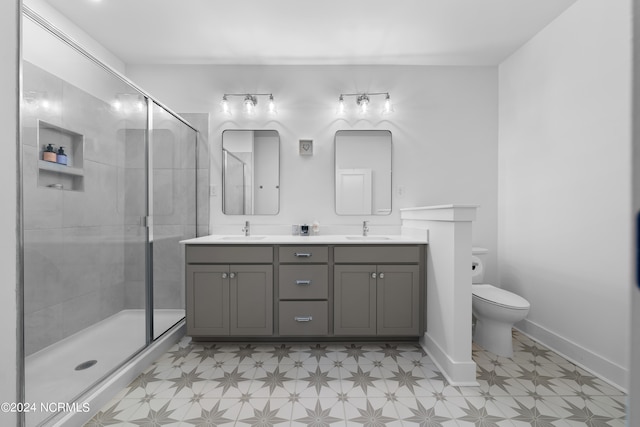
[472,247,488,284]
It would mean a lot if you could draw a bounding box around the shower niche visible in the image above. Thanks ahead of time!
[37,120,85,191]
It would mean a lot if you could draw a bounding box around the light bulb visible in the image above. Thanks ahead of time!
[243,95,256,115]
[267,94,277,115]
[220,96,232,115]
[382,93,394,115]
[337,95,346,115]
[357,94,369,115]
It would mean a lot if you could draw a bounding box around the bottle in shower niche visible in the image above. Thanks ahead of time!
[56,146,68,165]
[43,143,56,162]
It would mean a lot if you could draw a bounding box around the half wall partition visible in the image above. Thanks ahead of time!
[21,7,207,426]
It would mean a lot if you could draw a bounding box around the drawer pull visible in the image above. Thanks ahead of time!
[294,252,312,258]
[294,316,313,322]
[296,280,312,286]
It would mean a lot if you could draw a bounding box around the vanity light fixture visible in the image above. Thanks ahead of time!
[337,92,393,116]
[220,93,277,116]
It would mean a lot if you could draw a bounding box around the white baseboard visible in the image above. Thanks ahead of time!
[420,332,478,386]
[516,319,628,393]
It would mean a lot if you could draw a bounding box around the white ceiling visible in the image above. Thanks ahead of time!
[43,0,577,66]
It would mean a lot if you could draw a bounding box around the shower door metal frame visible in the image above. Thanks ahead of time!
[145,99,155,347]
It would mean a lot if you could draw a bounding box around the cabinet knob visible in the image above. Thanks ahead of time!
[222,273,228,279]
[229,272,236,279]
[371,272,377,279]
[379,273,385,279]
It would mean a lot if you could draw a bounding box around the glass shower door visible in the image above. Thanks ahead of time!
[150,102,196,339]
[22,16,149,426]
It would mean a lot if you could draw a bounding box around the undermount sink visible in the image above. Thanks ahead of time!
[345,236,391,241]
[220,236,266,241]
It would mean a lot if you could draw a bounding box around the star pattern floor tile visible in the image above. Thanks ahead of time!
[86,330,626,426]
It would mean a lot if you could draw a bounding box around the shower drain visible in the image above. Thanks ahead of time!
[75,360,97,371]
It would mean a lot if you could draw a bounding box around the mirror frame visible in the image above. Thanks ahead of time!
[334,129,393,216]
[222,129,280,215]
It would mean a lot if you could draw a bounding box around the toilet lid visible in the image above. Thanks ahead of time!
[472,284,530,310]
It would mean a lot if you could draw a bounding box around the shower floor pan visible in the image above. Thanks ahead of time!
[25,309,183,426]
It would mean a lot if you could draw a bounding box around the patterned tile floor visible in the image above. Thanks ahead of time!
[86,331,626,426]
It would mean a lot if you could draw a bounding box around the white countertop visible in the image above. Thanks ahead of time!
[180,234,428,245]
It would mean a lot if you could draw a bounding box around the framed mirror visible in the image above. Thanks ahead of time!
[334,130,392,215]
[222,130,280,215]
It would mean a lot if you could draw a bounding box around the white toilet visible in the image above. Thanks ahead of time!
[471,248,530,357]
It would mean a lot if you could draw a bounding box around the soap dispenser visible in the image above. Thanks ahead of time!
[43,144,56,162]
[56,146,68,165]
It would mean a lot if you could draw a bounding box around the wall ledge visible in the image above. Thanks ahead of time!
[400,205,478,222]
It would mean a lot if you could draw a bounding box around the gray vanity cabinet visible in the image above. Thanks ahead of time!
[334,246,421,337]
[185,243,424,339]
[186,246,273,337]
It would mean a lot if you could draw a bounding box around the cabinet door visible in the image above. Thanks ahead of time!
[334,265,376,335]
[230,265,273,335]
[377,265,420,336]
[186,265,230,336]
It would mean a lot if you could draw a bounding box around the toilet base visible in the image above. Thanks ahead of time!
[473,317,516,358]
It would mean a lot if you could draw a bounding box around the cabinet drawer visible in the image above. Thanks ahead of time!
[279,246,328,263]
[186,245,273,264]
[334,245,420,264]
[279,301,328,336]
[279,265,328,300]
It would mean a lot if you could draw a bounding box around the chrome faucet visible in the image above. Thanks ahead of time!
[242,221,250,236]
[362,220,369,237]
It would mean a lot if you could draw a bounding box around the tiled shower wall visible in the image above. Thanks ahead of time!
[22,62,209,355]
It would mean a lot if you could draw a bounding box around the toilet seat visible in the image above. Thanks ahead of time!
[472,284,530,310]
